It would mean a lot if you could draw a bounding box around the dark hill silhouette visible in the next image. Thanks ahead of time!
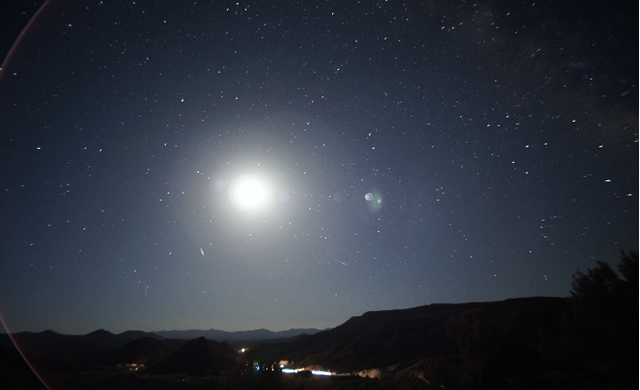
[85,329,166,350]
[101,336,187,367]
[86,328,114,338]
[85,329,127,349]
[119,330,163,341]
[145,336,236,377]
[249,297,570,375]
[2,329,163,370]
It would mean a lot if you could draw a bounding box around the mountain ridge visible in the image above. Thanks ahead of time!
[247,297,571,374]
[152,327,325,341]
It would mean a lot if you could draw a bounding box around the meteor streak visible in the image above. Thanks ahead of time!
[333,259,348,266]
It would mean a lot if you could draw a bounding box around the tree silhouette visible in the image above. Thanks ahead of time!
[567,251,638,389]
[571,251,637,306]
[570,251,638,335]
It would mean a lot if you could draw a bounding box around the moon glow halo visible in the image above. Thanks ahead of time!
[228,174,271,212]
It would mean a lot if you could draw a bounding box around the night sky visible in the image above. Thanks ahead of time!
[1,0,637,335]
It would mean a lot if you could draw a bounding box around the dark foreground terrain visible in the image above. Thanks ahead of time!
[2,251,638,390]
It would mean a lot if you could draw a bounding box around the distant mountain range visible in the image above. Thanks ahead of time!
[0,327,323,371]
[0,326,324,389]
[152,327,325,341]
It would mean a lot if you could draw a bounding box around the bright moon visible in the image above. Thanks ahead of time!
[228,174,271,211]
